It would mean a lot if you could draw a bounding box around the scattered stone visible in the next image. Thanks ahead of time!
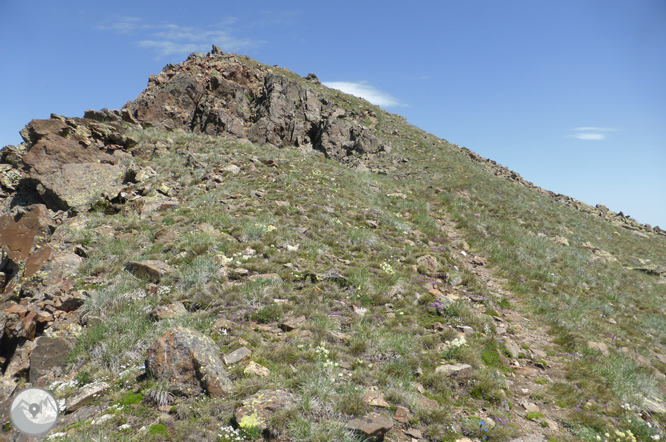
[435,363,472,378]
[65,382,110,413]
[235,389,298,431]
[126,260,176,282]
[145,327,232,398]
[520,400,540,413]
[347,413,393,441]
[587,341,609,356]
[211,317,234,334]
[362,391,390,408]
[280,315,306,331]
[244,361,271,377]
[504,338,521,359]
[222,164,241,175]
[404,428,422,439]
[223,347,252,366]
[394,405,413,423]
[146,302,187,320]
[416,254,439,272]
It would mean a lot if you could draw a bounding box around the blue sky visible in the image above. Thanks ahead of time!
[1,1,664,227]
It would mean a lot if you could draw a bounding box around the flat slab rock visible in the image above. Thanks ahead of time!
[347,412,394,440]
[29,336,73,386]
[235,389,298,431]
[145,327,232,398]
[435,363,472,377]
[126,260,176,282]
[223,346,251,365]
[65,382,110,413]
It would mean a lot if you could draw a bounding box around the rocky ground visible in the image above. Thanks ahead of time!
[1,46,664,442]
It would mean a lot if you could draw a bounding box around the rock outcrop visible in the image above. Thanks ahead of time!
[122,50,390,160]
[145,327,232,398]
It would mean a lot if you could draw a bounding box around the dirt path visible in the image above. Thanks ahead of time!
[439,216,572,441]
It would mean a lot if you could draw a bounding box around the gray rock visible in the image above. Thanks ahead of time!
[435,363,472,378]
[65,382,110,413]
[223,347,251,366]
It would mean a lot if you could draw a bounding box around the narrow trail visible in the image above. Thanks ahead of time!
[439,215,572,441]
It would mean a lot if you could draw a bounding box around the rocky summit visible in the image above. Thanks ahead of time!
[0,46,665,442]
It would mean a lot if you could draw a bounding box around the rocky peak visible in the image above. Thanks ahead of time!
[122,47,389,159]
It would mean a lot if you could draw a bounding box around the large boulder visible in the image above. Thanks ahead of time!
[145,327,232,398]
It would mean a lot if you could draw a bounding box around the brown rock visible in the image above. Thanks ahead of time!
[0,204,52,262]
[347,413,394,441]
[363,391,390,408]
[280,315,306,331]
[126,260,176,282]
[15,310,37,340]
[394,405,413,423]
[244,361,270,377]
[29,336,73,385]
[3,338,35,379]
[145,327,232,398]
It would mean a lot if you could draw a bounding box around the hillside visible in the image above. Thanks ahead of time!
[1,46,665,442]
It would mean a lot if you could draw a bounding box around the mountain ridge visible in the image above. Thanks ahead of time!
[0,46,664,442]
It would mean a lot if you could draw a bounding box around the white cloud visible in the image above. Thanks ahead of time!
[571,133,606,141]
[567,127,619,141]
[98,18,256,58]
[322,81,403,108]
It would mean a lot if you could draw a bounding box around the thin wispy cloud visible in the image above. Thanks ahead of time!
[97,18,257,58]
[322,81,404,108]
[566,127,619,141]
[571,133,606,141]
[573,127,619,132]
[95,16,149,34]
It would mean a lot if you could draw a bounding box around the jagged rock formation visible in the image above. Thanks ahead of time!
[123,49,389,160]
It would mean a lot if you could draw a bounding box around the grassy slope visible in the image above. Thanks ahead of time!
[53,62,666,442]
